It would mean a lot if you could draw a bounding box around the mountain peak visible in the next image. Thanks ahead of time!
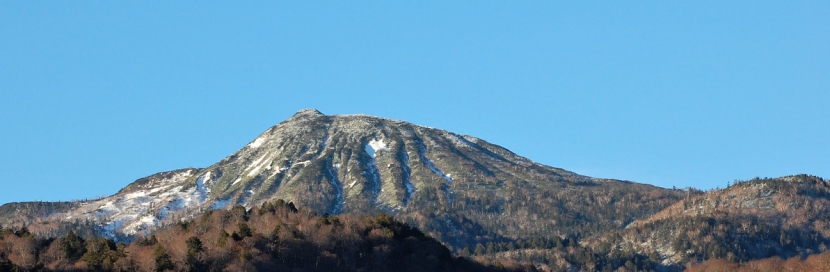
[1,110,685,253]
[292,108,325,118]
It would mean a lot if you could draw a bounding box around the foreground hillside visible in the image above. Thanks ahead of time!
[0,200,528,272]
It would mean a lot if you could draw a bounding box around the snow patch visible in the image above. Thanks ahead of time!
[365,139,387,158]
[124,215,157,235]
[248,137,266,148]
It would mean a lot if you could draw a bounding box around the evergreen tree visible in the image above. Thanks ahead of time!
[238,222,252,238]
[185,237,204,271]
[61,230,87,262]
[186,237,204,256]
[459,247,471,257]
[153,244,174,272]
[474,243,486,256]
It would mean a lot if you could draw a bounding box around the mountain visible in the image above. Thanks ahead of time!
[0,109,684,250]
[601,174,830,266]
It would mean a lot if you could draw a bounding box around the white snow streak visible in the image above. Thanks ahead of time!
[428,163,452,182]
[243,153,272,177]
[418,143,452,182]
[400,149,414,205]
[325,162,344,214]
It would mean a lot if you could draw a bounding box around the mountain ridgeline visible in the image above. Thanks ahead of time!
[0,109,683,248]
[197,109,686,248]
[4,109,829,270]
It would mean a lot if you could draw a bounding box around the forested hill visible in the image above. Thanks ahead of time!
[453,175,830,271]
[0,200,531,271]
[596,175,830,266]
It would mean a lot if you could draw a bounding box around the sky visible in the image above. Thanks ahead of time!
[1,2,828,205]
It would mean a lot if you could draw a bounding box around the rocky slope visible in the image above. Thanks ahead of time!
[0,109,684,250]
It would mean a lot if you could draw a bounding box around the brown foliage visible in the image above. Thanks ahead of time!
[687,250,830,272]
[0,201,530,272]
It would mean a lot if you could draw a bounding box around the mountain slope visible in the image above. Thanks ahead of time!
[0,109,685,250]
[605,175,830,265]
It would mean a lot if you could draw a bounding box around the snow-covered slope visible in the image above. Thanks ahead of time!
[0,169,209,238]
[62,169,208,237]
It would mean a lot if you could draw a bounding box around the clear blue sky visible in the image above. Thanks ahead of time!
[1,2,828,205]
